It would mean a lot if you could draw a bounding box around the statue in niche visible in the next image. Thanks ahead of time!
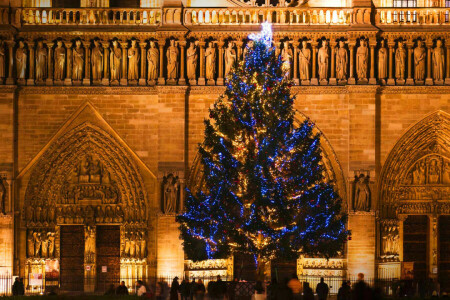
[433,40,445,82]
[336,40,347,81]
[356,39,368,81]
[166,39,179,80]
[85,226,95,263]
[34,232,42,257]
[140,231,146,258]
[243,40,254,60]
[123,232,130,256]
[16,40,27,80]
[114,206,124,222]
[110,40,122,82]
[443,162,450,184]
[395,41,406,80]
[378,39,388,80]
[352,173,371,212]
[129,232,136,257]
[73,40,84,81]
[281,41,292,78]
[54,40,65,81]
[27,231,35,257]
[35,206,42,223]
[186,41,198,81]
[299,40,311,80]
[162,173,180,214]
[0,177,5,214]
[47,232,55,258]
[318,40,329,81]
[91,39,103,81]
[26,205,33,222]
[412,161,426,185]
[414,40,426,81]
[0,41,5,79]
[128,40,140,81]
[205,41,216,81]
[41,233,48,258]
[147,41,159,81]
[135,234,141,259]
[224,41,236,78]
[36,40,47,81]
[428,160,440,184]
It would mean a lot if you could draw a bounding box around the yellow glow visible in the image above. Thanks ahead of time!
[22,0,51,7]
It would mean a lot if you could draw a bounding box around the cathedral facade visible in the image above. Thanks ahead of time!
[0,0,449,293]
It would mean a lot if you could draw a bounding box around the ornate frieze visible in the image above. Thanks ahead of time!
[379,219,399,262]
[297,257,346,277]
[27,228,58,259]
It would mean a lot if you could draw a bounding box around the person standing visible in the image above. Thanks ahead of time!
[171,277,180,300]
[195,279,205,300]
[116,281,129,295]
[180,278,190,300]
[136,280,147,297]
[316,277,329,300]
[303,282,315,300]
[190,278,197,300]
[287,274,302,300]
[353,273,369,300]
[337,280,351,300]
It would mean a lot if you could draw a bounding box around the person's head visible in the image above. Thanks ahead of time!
[358,273,364,281]
[191,278,195,282]
[342,280,347,287]
[437,40,442,47]
[339,40,344,48]
[247,40,254,48]
[19,278,23,282]
[320,277,324,283]
[131,40,137,47]
[38,40,44,47]
[173,276,178,282]
[322,40,327,47]
[208,41,213,48]
[304,282,310,289]
[14,277,19,282]
[361,39,366,47]
[120,281,125,286]
[113,40,118,47]
[57,40,62,47]
[170,39,175,46]
[398,41,403,48]
[417,40,423,47]
[302,40,307,48]
[283,41,289,48]
[19,41,24,48]
[150,40,155,48]
[76,40,82,48]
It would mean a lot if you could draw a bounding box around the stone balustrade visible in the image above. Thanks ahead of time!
[375,7,450,25]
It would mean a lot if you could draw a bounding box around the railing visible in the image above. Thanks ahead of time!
[20,7,162,25]
[375,7,450,25]
[184,7,354,25]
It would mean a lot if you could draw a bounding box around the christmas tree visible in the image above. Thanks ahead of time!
[177,23,348,270]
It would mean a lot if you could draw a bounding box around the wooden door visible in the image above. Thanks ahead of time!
[60,225,85,291]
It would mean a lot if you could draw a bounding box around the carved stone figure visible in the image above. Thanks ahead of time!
[54,40,65,81]
[162,173,179,214]
[166,39,179,80]
[205,42,216,81]
[412,161,426,185]
[27,231,35,257]
[281,41,292,78]
[16,41,27,79]
[41,234,48,258]
[123,232,130,256]
[353,174,370,211]
[224,42,236,77]
[428,160,440,184]
[243,40,254,60]
[140,231,146,259]
[336,40,347,81]
[48,232,55,258]
[414,40,426,81]
[378,39,388,80]
[130,232,136,257]
[128,40,140,81]
[85,226,95,263]
[318,40,329,81]
[35,206,42,223]
[433,40,445,82]
[110,40,122,82]
[395,42,406,80]
[0,177,5,214]
[0,41,5,79]
[356,39,368,80]
[186,42,198,81]
[147,41,159,81]
[36,40,47,81]
[91,39,103,81]
[299,40,311,80]
[443,162,450,184]
[73,40,84,81]
[34,232,42,257]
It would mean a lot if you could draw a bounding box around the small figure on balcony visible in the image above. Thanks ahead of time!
[378,39,388,81]
[336,40,347,81]
[356,38,368,81]
[299,40,311,81]
[318,39,329,82]
[128,39,140,81]
[414,39,426,81]
[110,39,122,82]
[147,40,159,82]
[205,41,216,82]
[281,40,292,78]
[225,41,236,77]
[91,39,103,81]
[16,40,27,80]
[186,41,198,82]
[395,41,406,80]
[36,40,47,82]
[54,40,65,81]
[433,39,445,82]
[73,40,85,81]
[166,39,179,81]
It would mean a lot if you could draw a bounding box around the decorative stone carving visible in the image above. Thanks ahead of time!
[380,220,399,260]
[352,172,371,212]
[395,41,406,80]
[122,230,147,260]
[414,40,426,81]
[336,40,347,81]
[91,39,103,81]
[162,173,180,214]
[110,39,122,83]
[166,39,179,81]
[54,40,65,81]
[378,39,388,81]
[128,39,140,81]
[16,40,27,80]
[281,40,292,78]
[36,40,47,82]
[147,40,159,82]
[27,229,57,259]
[0,176,5,214]
[299,40,311,81]
[85,226,96,264]
[318,39,329,82]
[0,41,5,79]
[224,41,236,78]
[356,39,368,81]
[432,39,445,82]
[73,40,84,81]
[186,41,198,82]
[205,41,216,82]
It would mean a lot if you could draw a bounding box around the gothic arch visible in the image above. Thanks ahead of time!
[378,110,450,218]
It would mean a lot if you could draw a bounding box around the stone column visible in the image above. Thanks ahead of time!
[446,45,450,85]
[139,41,147,86]
[329,41,337,85]
[64,42,73,86]
[311,41,318,85]
[217,41,224,85]
[348,40,356,85]
[425,41,433,85]
[102,41,109,85]
[157,41,165,85]
[46,41,54,86]
[293,42,299,85]
[120,41,128,85]
[405,41,414,85]
[387,40,395,85]
[27,41,35,86]
[369,42,377,85]
[428,215,439,279]
[198,41,206,85]
[179,40,186,85]
[83,40,91,85]
[5,40,14,85]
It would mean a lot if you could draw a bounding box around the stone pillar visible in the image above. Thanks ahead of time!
[5,40,14,85]
[445,45,450,85]
[398,215,406,263]
[46,42,54,86]
[369,42,377,85]
[329,41,337,85]
[83,40,91,85]
[311,42,318,85]
[348,40,356,84]
[198,41,206,85]
[217,41,224,85]
[293,42,299,85]
[120,41,128,85]
[179,40,186,85]
[64,42,73,86]
[102,41,110,85]
[139,41,147,86]
[387,41,395,85]
[406,41,414,85]
[425,41,433,85]
[428,215,439,279]
[157,41,165,85]
[27,41,35,85]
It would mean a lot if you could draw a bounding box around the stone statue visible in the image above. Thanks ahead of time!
[299,40,311,80]
[166,39,179,80]
[36,40,47,81]
[135,236,141,258]
[395,42,406,80]
[336,40,347,81]
[318,40,329,81]
[16,41,27,80]
[110,40,122,82]
[128,40,140,81]
[85,226,95,263]
[356,39,368,81]
[47,232,55,258]
[163,173,179,214]
[73,40,84,81]
[281,41,292,78]
[412,161,426,185]
[27,231,35,257]
[0,177,5,214]
[414,40,426,81]
[91,39,103,81]
[123,232,130,256]
[34,232,42,257]
[186,41,198,81]
[205,41,216,81]
[54,40,65,81]
[243,40,254,60]
[443,162,450,184]
[147,41,159,81]
[140,231,146,259]
[353,174,371,211]
[129,232,136,257]
[378,39,388,80]
[224,41,236,77]
[41,233,48,258]
[35,206,42,223]
[428,160,440,184]
[0,41,5,79]
[433,40,445,82]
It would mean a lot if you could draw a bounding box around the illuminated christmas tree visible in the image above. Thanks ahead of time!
[177,23,348,273]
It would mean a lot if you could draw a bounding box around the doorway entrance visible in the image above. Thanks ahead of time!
[403,215,427,280]
[60,226,85,291]
[96,225,121,293]
[439,216,450,293]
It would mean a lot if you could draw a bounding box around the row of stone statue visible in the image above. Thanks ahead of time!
[380,224,400,260]
[27,230,56,259]
[123,231,147,260]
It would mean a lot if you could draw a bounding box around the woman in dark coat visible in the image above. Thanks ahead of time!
[170,277,180,300]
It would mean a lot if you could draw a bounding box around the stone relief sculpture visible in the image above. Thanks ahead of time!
[356,39,368,81]
[414,40,426,81]
[224,41,236,77]
[318,40,329,82]
[336,40,347,81]
[16,40,27,80]
[166,39,179,81]
[395,41,406,81]
[381,223,399,259]
[147,40,159,82]
[128,40,140,81]
[27,230,57,258]
[162,173,180,214]
[0,176,5,214]
[299,40,311,81]
[433,40,445,82]
[205,41,216,82]
[428,159,440,184]
[73,40,84,81]
[91,39,103,81]
[281,40,292,78]
[378,39,388,81]
[0,41,5,79]
[85,226,96,264]
[352,173,371,212]
[54,40,65,81]
[443,162,450,184]
[186,41,198,82]
[110,40,122,82]
[412,161,426,185]
[36,40,47,82]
